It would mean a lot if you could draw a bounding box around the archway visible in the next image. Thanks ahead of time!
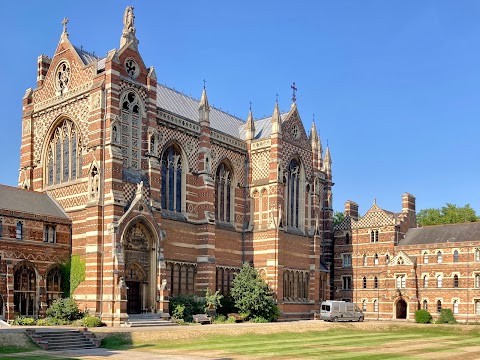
[122,220,157,314]
[396,299,407,319]
[14,263,37,316]
[125,262,146,314]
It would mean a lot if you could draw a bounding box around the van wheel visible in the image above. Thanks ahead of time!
[333,316,338,322]
[358,316,364,322]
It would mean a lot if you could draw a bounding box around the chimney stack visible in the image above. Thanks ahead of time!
[344,200,359,221]
[402,193,416,213]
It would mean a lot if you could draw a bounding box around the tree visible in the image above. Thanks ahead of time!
[230,263,279,321]
[333,211,345,227]
[417,203,479,226]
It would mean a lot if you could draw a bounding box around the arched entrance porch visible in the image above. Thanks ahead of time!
[122,219,159,314]
[396,298,407,319]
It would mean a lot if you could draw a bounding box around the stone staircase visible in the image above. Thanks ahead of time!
[26,328,100,351]
[124,313,177,327]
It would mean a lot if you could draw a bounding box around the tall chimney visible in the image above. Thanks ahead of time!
[344,200,359,221]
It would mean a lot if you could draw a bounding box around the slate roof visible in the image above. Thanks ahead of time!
[237,113,288,140]
[156,84,245,138]
[73,45,106,71]
[401,222,480,246]
[0,185,69,220]
[156,84,289,140]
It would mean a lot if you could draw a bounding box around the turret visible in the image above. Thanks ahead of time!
[245,105,255,141]
[198,87,210,125]
[324,145,332,178]
[271,101,282,135]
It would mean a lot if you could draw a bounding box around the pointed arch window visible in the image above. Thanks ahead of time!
[161,145,183,212]
[285,158,302,228]
[423,300,428,310]
[362,277,367,289]
[437,300,442,313]
[453,250,459,263]
[454,274,459,288]
[121,91,142,169]
[345,233,350,245]
[46,266,62,306]
[362,254,367,267]
[423,252,428,264]
[14,263,36,316]
[45,119,82,186]
[437,251,443,264]
[374,253,379,266]
[374,276,378,289]
[215,162,234,223]
[423,275,428,288]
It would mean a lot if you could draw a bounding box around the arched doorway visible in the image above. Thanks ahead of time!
[396,299,407,319]
[14,263,37,316]
[123,220,157,314]
[125,262,146,314]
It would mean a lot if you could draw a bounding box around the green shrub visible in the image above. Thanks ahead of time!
[415,309,432,324]
[230,263,279,322]
[204,289,223,313]
[213,314,227,324]
[169,295,204,322]
[46,297,83,321]
[36,319,48,326]
[44,317,68,325]
[250,316,268,323]
[436,309,457,324]
[12,316,36,326]
[226,316,237,324]
[172,304,185,320]
[81,315,102,327]
[217,296,238,316]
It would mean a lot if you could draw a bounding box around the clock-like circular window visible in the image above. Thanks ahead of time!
[55,61,71,92]
[125,58,139,79]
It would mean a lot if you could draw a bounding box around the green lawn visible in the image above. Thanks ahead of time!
[102,326,480,359]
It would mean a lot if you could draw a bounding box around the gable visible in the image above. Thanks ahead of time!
[354,204,397,229]
[281,104,310,149]
[389,251,416,266]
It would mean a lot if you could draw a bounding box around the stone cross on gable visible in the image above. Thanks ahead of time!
[291,82,297,103]
[62,17,69,34]
[203,79,206,89]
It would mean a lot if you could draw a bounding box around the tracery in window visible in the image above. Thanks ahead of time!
[285,158,303,228]
[45,119,82,186]
[215,162,234,223]
[161,145,183,212]
[14,263,36,316]
[121,91,142,169]
[46,266,62,306]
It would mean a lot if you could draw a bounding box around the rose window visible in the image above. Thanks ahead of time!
[55,62,70,92]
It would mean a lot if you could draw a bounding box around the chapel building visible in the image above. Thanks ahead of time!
[17,7,332,325]
[334,194,480,322]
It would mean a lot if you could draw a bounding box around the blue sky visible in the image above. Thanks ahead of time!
[1,1,479,215]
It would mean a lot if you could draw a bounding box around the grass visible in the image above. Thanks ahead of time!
[101,325,480,359]
[0,357,75,360]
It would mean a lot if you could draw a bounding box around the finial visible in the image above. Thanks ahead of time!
[374,198,377,205]
[275,93,279,103]
[203,79,206,89]
[62,17,69,35]
[313,113,315,123]
[249,101,252,111]
[291,82,297,103]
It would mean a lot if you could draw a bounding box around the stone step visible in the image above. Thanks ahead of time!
[26,329,100,350]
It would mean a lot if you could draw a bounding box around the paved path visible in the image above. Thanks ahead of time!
[2,349,222,360]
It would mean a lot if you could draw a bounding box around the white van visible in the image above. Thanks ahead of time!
[320,301,364,322]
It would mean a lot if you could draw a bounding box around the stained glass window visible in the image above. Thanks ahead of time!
[45,119,81,186]
[121,91,142,169]
[161,145,183,212]
[215,162,233,222]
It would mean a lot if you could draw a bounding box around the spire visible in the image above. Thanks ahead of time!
[198,85,210,124]
[271,101,282,135]
[310,119,318,148]
[245,102,255,141]
[120,6,138,49]
[324,145,332,176]
[198,87,210,111]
